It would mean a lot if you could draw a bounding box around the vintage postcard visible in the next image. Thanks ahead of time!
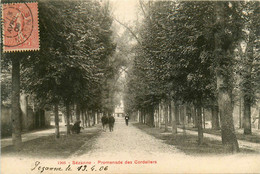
[1,0,260,173]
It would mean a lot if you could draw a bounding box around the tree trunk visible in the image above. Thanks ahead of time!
[239,98,242,129]
[145,108,149,125]
[183,104,186,134]
[70,111,73,123]
[87,110,90,127]
[243,26,254,134]
[76,103,80,121]
[88,111,91,127]
[171,101,177,134]
[150,107,154,127]
[179,105,184,125]
[197,106,203,145]
[95,112,98,124]
[143,109,146,124]
[84,111,87,127]
[66,103,70,135]
[258,108,260,130]
[92,111,95,126]
[164,101,168,132]
[188,114,191,124]
[140,110,142,123]
[81,109,85,127]
[211,105,220,130]
[97,112,100,124]
[158,104,161,128]
[175,104,180,125]
[214,2,239,153]
[154,108,157,127]
[141,110,144,124]
[139,110,141,123]
[137,110,140,123]
[54,103,60,138]
[218,91,239,152]
[202,108,206,129]
[243,96,252,134]
[193,107,198,128]
[168,101,172,124]
[11,58,22,150]
[187,105,191,124]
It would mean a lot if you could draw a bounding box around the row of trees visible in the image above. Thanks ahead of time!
[124,1,259,153]
[1,0,120,149]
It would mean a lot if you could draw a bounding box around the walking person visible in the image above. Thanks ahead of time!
[101,114,109,131]
[125,114,129,126]
[108,115,115,132]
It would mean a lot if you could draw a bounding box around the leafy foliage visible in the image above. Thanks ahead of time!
[19,1,116,112]
[125,1,259,113]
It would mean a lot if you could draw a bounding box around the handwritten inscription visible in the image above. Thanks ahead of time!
[31,161,108,173]
[31,161,63,173]
[31,160,157,173]
[77,165,108,172]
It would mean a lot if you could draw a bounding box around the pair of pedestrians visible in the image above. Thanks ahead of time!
[101,115,115,132]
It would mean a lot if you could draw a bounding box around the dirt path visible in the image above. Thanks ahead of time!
[71,117,183,160]
[1,118,260,173]
[67,118,260,173]
[1,126,67,148]
[68,117,185,173]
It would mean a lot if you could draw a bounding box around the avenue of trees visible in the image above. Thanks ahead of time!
[124,1,260,153]
[1,0,122,149]
[1,0,259,153]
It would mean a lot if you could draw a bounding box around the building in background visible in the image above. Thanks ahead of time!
[114,100,124,117]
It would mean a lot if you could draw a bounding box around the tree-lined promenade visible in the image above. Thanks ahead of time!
[1,0,259,155]
[124,1,260,153]
[1,1,122,149]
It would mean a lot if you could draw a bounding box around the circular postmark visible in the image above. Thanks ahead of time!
[3,3,34,47]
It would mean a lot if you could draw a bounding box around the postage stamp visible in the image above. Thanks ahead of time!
[2,2,39,52]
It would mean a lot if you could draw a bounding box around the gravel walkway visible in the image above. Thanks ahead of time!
[1,126,67,148]
[1,117,260,173]
[68,117,260,173]
[71,117,183,160]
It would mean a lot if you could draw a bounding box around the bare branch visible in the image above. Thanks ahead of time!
[139,0,152,24]
[113,18,142,46]
[139,0,147,17]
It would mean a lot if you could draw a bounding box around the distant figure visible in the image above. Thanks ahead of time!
[125,114,129,126]
[71,121,83,134]
[108,115,115,132]
[101,115,109,131]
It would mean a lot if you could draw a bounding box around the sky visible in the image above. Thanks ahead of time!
[110,0,139,23]
[108,0,140,108]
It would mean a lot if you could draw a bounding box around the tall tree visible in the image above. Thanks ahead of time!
[238,1,260,135]
[2,0,32,150]
[21,1,116,135]
[214,2,241,152]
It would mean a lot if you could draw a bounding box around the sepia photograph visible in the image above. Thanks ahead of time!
[1,0,260,173]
